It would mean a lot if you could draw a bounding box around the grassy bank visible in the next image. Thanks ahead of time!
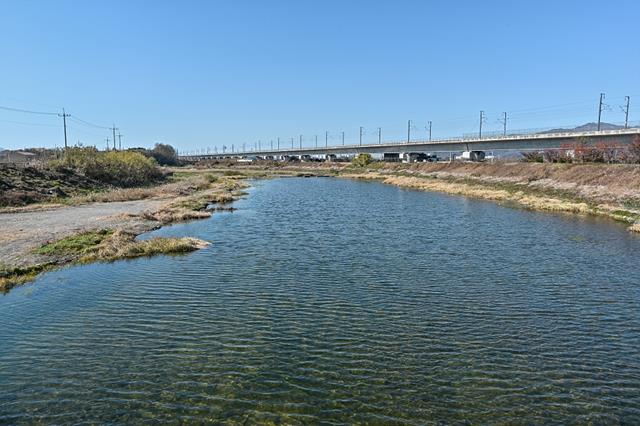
[341,162,640,232]
[0,171,248,293]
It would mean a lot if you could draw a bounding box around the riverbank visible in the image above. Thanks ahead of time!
[0,171,248,292]
[192,161,640,232]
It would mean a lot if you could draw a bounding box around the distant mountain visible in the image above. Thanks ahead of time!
[538,122,624,134]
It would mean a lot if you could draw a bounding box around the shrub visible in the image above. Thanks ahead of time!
[51,147,163,187]
[623,136,640,164]
[147,143,178,166]
[543,149,573,163]
[352,153,373,167]
[521,151,544,163]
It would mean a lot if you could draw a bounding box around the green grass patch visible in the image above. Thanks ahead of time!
[0,262,55,293]
[35,229,114,256]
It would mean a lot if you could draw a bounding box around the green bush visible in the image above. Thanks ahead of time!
[51,147,163,187]
[351,153,373,167]
[147,143,178,166]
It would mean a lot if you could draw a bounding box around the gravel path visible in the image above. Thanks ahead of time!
[0,199,166,267]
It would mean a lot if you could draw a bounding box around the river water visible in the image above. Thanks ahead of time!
[1,177,639,424]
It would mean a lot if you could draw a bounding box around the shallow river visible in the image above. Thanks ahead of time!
[1,178,640,424]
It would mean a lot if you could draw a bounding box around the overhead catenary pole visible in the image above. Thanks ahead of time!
[623,96,630,129]
[428,121,432,141]
[325,131,328,147]
[299,134,302,149]
[117,132,123,150]
[315,135,318,148]
[378,127,382,144]
[359,126,363,145]
[597,93,605,131]
[407,120,411,143]
[291,137,294,149]
[277,137,280,150]
[59,108,70,149]
[479,111,485,139]
[105,138,110,151]
[341,131,345,146]
[500,112,507,136]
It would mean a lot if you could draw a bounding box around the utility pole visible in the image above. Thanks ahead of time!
[315,135,318,148]
[299,134,302,149]
[109,124,118,150]
[58,108,70,149]
[479,111,485,139]
[341,131,345,145]
[258,140,261,151]
[105,138,110,151]
[623,96,630,129]
[378,127,382,144]
[277,137,280,150]
[428,121,432,141]
[597,93,605,131]
[271,140,273,150]
[325,131,328,147]
[499,112,507,137]
[117,133,123,150]
[359,127,363,145]
[291,137,294,149]
[407,120,411,143]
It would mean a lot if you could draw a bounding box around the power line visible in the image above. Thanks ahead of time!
[68,115,111,129]
[0,119,58,127]
[0,105,57,115]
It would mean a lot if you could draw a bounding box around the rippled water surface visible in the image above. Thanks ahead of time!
[2,178,640,424]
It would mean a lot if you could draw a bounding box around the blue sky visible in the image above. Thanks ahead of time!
[0,0,638,151]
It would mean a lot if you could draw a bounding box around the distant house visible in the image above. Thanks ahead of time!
[0,150,38,165]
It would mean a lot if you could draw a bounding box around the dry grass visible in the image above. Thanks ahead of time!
[0,230,210,292]
[380,175,593,215]
[629,223,640,233]
[139,177,245,224]
[79,230,209,263]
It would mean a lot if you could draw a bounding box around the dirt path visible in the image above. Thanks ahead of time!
[0,199,166,267]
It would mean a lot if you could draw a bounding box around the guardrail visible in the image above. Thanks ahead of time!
[180,127,640,158]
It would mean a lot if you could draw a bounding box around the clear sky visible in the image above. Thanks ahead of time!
[1,0,638,151]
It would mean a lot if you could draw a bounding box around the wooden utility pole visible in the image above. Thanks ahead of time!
[110,124,118,150]
[59,108,70,149]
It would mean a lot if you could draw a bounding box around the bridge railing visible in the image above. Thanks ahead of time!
[180,125,640,157]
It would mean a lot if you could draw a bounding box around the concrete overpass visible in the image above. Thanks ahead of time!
[180,128,640,161]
